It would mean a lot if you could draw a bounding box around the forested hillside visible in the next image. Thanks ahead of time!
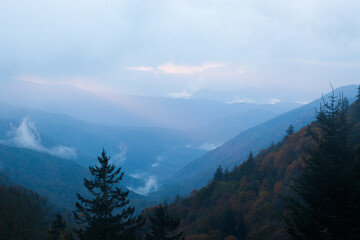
[0,144,89,209]
[167,95,360,240]
[169,85,358,195]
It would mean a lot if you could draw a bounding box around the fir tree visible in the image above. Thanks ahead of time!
[240,152,255,176]
[235,214,248,240]
[286,124,295,136]
[73,149,142,240]
[357,85,360,101]
[283,92,360,239]
[47,213,73,240]
[213,165,223,181]
[222,209,236,238]
[223,167,229,181]
[145,204,184,240]
[284,124,295,141]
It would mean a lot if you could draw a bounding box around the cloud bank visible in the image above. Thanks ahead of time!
[128,62,227,75]
[158,62,227,75]
[1,0,360,104]
[167,90,192,99]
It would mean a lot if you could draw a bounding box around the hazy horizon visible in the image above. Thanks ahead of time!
[1,0,359,105]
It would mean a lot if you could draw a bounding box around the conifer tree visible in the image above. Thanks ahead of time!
[239,152,255,176]
[47,213,73,240]
[284,92,360,239]
[73,149,142,240]
[222,209,236,238]
[283,124,295,141]
[357,85,360,101]
[286,124,295,136]
[223,167,229,181]
[213,165,223,181]
[145,204,184,240]
[235,214,248,240]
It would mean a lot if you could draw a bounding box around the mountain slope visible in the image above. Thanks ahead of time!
[189,109,278,144]
[0,144,154,211]
[172,85,358,193]
[167,95,360,240]
[0,98,290,195]
[0,144,88,209]
[0,102,206,194]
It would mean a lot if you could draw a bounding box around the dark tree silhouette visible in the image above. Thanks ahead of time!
[47,212,73,240]
[286,124,295,136]
[73,149,142,240]
[145,204,184,240]
[283,124,295,141]
[213,165,223,182]
[0,185,50,240]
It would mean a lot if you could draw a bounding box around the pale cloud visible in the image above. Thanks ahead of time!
[267,98,282,104]
[226,97,282,104]
[226,97,256,104]
[294,100,311,105]
[128,62,228,75]
[167,90,192,99]
[127,66,154,72]
[237,67,247,74]
[286,58,360,67]
[158,62,227,74]
[1,0,359,102]
[16,75,107,93]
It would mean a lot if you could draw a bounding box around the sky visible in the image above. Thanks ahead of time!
[0,0,359,103]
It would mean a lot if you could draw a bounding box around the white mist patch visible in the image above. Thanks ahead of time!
[198,143,220,151]
[50,146,77,159]
[9,118,44,151]
[226,97,255,104]
[128,174,158,196]
[151,155,165,168]
[111,143,128,165]
[7,118,77,159]
[226,97,282,105]
[151,162,159,167]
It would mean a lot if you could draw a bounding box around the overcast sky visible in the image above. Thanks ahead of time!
[0,0,359,103]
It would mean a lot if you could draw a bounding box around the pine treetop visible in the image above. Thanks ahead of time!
[73,149,141,240]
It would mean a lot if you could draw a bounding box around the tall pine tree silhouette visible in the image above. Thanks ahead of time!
[73,149,142,240]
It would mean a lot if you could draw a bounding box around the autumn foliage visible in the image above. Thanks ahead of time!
[168,99,360,240]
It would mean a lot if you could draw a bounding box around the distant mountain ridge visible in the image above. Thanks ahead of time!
[0,144,89,209]
[0,91,298,196]
[0,103,205,196]
[0,143,156,211]
[189,109,278,144]
[0,81,301,129]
